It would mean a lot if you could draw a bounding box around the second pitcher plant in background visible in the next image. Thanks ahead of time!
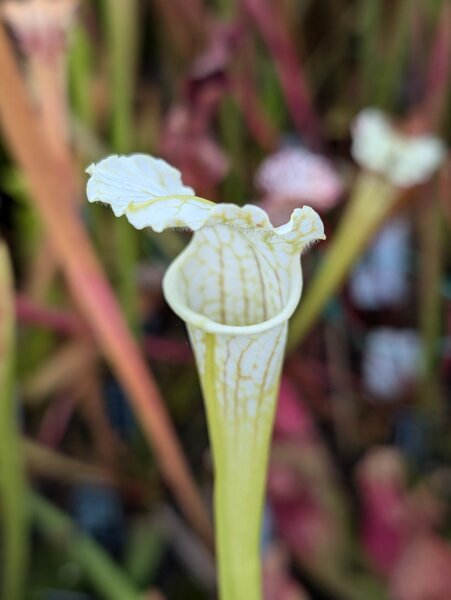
[287,108,446,349]
[86,153,324,599]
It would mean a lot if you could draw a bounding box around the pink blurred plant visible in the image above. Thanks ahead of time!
[159,29,236,198]
[268,377,346,567]
[356,447,445,579]
[356,447,409,575]
[268,465,339,566]
[389,535,451,600]
[160,104,229,199]
[255,147,343,225]
[273,377,315,440]
[2,0,77,61]
[2,0,78,158]
[423,1,451,130]
[263,545,310,600]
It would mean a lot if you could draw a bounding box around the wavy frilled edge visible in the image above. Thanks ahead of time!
[128,201,324,248]
[162,205,324,336]
[86,154,325,246]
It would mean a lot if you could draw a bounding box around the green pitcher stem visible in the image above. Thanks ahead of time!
[215,449,266,600]
[287,174,396,351]
[202,333,280,600]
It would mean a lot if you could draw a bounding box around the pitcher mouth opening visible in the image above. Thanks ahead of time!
[162,245,303,336]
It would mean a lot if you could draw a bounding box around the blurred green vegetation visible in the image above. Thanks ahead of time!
[0,0,450,598]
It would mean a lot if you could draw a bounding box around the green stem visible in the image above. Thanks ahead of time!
[418,187,443,412]
[375,0,412,109]
[219,96,247,204]
[30,492,142,600]
[287,174,397,351]
[101,0,139,153]
[215,448,266,600]
[101,0,140,328]
[69,23,94,127]
[359,0,381,104]
[0,242,29,600]
[203,333,279,599]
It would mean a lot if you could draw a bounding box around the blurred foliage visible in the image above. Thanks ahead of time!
[0,0,450,598]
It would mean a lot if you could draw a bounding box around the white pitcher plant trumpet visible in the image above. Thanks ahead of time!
[288,108,446,349]
[86,153,325,599]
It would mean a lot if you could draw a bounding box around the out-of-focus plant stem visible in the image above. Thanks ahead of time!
[101,0,140,329]
[220,95,247,203]
[16,294,90,337]
[29,56,71,163]
[418,186,443,412]
[0,25,212,546]
[231,38,278,151]
[17,295,193,365]
[23,340,97,405]
[287,174,396,352]
[22,10,75,303]
[308,564,389,600]
[101,0,137,154]
[359,0,381,104]
[69,23,95,128]
[24,439,153,503]
[424,0,451,131]
[0,242,29,600]
[242,0,321,149]
[324,318,358,456]
[375,0,411,109]
[30,492,143,600]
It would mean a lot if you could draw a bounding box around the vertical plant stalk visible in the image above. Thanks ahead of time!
[161,209,324,598]
[287,174,397,351]
[374,0,411,109]
[3,1,78,304]
[219,95,247,202]
[241,0,321,148]
[30,492,142,600]
[200,328,286,599]
[231,35,278,151]
[418,186,443,411]
[101,0,140,326]
[0,26,211,545]
[423,0,451,130]
[0,242,29,600]
[101,0,137,153]
[359,0,381,103]
[85,156,325,599]
[232,75,278,151]
[69,23,95,128]
[167,288,288,599]
[29,52,72,162]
